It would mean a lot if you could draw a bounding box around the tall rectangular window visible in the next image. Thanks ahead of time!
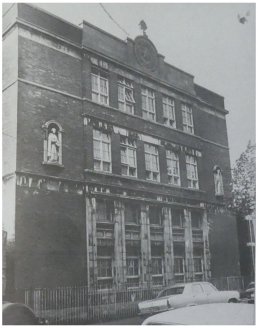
[93,129,111,172]
[144,144,160,181]
[97,258,112,278]
[120,136,137,177]
[174,258,184,274]
[96,199,114,222]
[152,257,163,275]
[166,150,180,186]
[163,96,176,128]
[126,258,139,277]
[125,203,140,224]
[91,67,109,105]
[118,76,135,114]
[141,87,156,121]
[182,104,194,134]
[194,258,203,273]
[186,155,199,189]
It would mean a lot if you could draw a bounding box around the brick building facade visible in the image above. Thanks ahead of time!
[3,3,240,290]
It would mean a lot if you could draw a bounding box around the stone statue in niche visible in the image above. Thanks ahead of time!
[213,165,224,196]
[47,127,60,163]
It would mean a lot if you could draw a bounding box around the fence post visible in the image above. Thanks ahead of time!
[227,277,230,290]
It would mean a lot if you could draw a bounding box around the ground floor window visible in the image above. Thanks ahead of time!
[126,258,139,277]
[96,199,114,222]
[97,258,112,279]
[152,257,163,275]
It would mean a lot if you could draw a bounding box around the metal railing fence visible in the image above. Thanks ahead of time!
[15,276,253,325]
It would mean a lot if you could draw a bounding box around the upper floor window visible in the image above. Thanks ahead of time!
[125,203,140,224]
[118,76,135,114]
[166,150,180,186]
[171,209,184,228]
[149,206,162,225]
[163,96,176,128]
[42,121,63,166]
[91,67,109,105]
[120,136,137,177]
[186,155,199,189]
[141,87,156,121]
[191,211,202,229]
[182,104,194,134]
[93,129,111,172]
[144,144,160,181]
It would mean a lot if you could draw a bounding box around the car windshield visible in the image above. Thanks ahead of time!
[156,287,184,298]
[247,283,254,289]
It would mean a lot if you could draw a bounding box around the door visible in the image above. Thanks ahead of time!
[191,283,208,305]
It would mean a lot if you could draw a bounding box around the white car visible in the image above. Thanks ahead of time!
[138,282,240,317]
[142,303,255,325]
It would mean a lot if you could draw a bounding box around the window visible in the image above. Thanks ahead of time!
[193,258,203,273]
[149,206,162,225]
[192,284,204,294]
[191,211,202,229]
[91,67,109,105]
[166,150,180,185]
[163,96,176,128]
[202,283,217,293]
[97,258,112,278]
[96,199,114,222]
[118,76,135,114]
[152,258,163,275]
[125,203,140,224]
[120,136,137,177]
[182,104,194,134]
[141,87,156,121]
[144,144,160,181]
[93,129,111,172]
[186,155,199,189]
[174,258,184,274]
[126,258,139,277]
[171,209,184,227]
[157,287,184,298]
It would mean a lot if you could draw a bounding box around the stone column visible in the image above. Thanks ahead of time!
[202,210,211,280]
[113,200,126,285]
[184,208,194,281]
[85,196,98,286]
[140,204,151,285]
[163,207,174,285]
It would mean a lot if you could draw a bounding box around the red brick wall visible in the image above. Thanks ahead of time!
[15,186,86,288]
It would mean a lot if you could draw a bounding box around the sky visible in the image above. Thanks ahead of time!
[31,2,256,166]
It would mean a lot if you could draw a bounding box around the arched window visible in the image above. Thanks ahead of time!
[42,121,63,166]
[213,165,224,196]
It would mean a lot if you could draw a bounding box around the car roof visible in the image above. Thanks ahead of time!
[142,304,255,325]
[161,282,210,290]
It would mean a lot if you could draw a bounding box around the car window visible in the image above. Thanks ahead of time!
[157,290,167,298]
[192,284,204,294]
[202,283,217,293]
[167,287,184,296]
[247,283,254,289]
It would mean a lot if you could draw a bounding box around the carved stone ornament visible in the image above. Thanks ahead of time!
[134,36,158,71]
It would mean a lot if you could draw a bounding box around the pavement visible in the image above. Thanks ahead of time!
[95,315,144,325]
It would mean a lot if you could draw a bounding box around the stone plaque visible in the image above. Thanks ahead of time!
[134,36,158,71]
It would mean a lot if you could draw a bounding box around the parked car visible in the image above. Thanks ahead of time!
[142,303,255,325]
[240,281,255,304]
[138,282,240,317]
[2,302,48,325]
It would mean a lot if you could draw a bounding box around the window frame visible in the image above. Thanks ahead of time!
[95,199,114,222]
[117,76,135,114]
[182,103,194,134]
[126,256,140,277]
[93,129,112,173]
[91,67,109,105]
[151,257,163,276]
[166,150,180,186]
[186,155,199,189]
[141,87,156,121]
[162,95,176,128]
[97,257,113,279]
[120,136,137,177]
[144,143,160,182]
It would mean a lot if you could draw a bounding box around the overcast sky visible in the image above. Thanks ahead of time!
[32,2,256,165]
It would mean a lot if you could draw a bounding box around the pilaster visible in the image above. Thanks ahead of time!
[140,204,151,284]
[163,207,174,284]
[203,210,211,280]
[113,200,126,284]
[85,196,98,286]
[184,208,194,281]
